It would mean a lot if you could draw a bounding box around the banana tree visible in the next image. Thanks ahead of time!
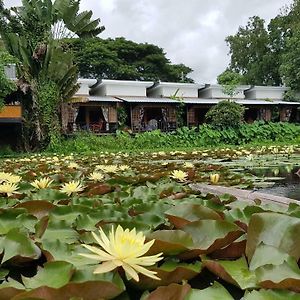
[0,0,104,149]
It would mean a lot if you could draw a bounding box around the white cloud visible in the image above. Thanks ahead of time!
[3,0,294,83]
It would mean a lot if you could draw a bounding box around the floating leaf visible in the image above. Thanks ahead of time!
[244,289,300,300]
[142,283,191,300]
[15,201,56,219]
[0,209,37,234]
[179,220,243,259]
[132,260,201,290]
[40,220,79,244]
[185,282,234,300]
[203,257,257,290]
[210,236,246,259]
[246,213,300,262]
[0,228,41,263]
[165,204,221,228]
[146,230,193,256]
[22,261,74,289]
[256,259,300,291]
[249,243,290,271]
[0,279,25,300]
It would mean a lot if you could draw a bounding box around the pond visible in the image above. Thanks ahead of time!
[203,153,300,200]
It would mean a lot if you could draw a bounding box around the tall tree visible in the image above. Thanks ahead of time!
[224,0,300,88]
[225,16,271,85]
[67,37,194,83]
[0,50,16,110]
[279,0,300,95]
[217,69,244,97]
[0,0,104,149]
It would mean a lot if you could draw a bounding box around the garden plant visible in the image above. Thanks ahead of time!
[0,147,299,299]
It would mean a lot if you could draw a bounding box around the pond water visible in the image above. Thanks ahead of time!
[200,154,300,201]
[250,166,300,200]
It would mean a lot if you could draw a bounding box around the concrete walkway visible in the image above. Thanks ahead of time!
[190,183,299,206]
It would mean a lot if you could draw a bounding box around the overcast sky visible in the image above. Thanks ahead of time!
[4,0,293,83]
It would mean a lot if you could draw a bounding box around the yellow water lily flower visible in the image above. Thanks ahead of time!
[68,162,79,169]
[118,165,130,171]
[0,182,19,197]
[88,172,105,182]
[183,162,194,168]
[31,177,53,189]
[80,225,163,282]
[0,172,22,184]
[170,170,188,182]
[102,165,118,173]
[0,172,12,183]
[210,173,220,184]
[60,180,84,196]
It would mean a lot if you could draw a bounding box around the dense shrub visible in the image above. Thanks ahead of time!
[205,100,245,129]
[47,122,300,153]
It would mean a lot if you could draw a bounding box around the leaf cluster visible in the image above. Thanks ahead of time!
[223,0,300,90]
[46,122,300,153]
[205,100,245,129]
[0,153,300,298]
[66,37,194,82]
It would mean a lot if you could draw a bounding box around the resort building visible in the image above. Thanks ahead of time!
[1,66,300,140]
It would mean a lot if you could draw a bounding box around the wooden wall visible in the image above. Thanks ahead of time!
[0,105,22,119]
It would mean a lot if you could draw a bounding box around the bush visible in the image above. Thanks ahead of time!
[205,100,245,129]
[46,122,300,154]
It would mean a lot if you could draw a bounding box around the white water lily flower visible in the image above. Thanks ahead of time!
[80,225,163,282]
[0,182,19,197]
[118,165,130,171]
[102,165,118,173]
[60,180,84,196]
[31,177,53,189]
[183,162,194,168]
[210,173,220,184]
[88,172,105,182]
[68,162,79,169]
[170,170,188,182]
[0,172,22,184]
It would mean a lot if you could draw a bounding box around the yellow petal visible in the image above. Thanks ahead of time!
[93,261,116,274]
[92,231,112,254]
[125,253,163,266]
[81,244,114,260]
[122,263,139,282]
[133,239,155,257]
[130,264,161,281]
[78,253,104,261]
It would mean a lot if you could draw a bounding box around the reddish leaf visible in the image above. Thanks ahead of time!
[131,261,201,290]
[179,220,243,259]
[144,283,191,300]
[15,201,56,219]
[87,184,112,196]
[210,238,246,259]
[146,230,193,256]
[165,204,221,229]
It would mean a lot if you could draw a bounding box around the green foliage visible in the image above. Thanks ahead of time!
[224,0,300,87]
[47,122,300,153]
[170,89,186,127]
[205,100,245,129]
[0,50,17,109]
[0,0,103,150]
[117,107,128,128]
[66,37,194,82]
[280,26,300,92]
[225,16,272,85]
[217,70,245,97]
[0,151,300,298]
[283,90,300,102]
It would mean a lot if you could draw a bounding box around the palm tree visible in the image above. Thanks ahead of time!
[0,0,104,149]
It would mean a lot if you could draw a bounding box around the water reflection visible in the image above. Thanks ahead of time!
[247,166,300,200]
